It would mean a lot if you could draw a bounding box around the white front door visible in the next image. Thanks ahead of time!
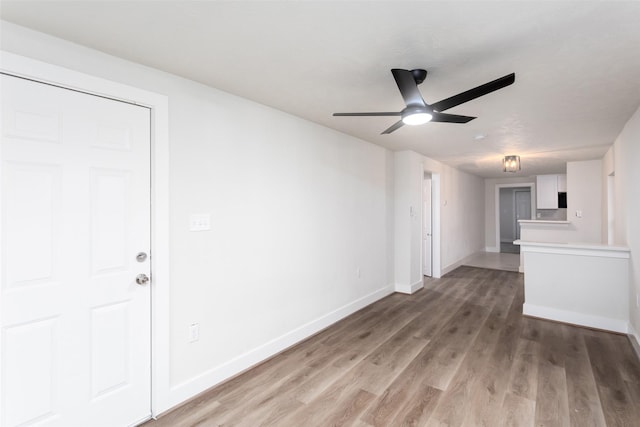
[423,178,432,277]
[1,75,151,427]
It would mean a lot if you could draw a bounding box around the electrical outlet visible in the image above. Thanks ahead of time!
[356,267,361,278]
[637,293,640,308]
[189,323,200,343]
[190,214,210,231]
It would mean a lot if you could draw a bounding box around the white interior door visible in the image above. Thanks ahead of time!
[515,190,531,240]
[423,178,432,277]
[1,74,151,427]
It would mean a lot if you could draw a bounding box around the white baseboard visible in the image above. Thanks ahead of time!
[629,323,640,362]
[395,279,423,294]
[485,246,500,253]
[523,303,628,333]
[165,284,394,411]
[442,251,481,276]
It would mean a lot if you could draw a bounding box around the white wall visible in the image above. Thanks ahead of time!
[610,104,640,343]
[394,151,424,291]
[1,22,395,409]
[567,159,603,243]
[420,156,485,274]
[602,146,615,244]
[522,245,629,333]
[393,151,485,287]
[439,164,485,271]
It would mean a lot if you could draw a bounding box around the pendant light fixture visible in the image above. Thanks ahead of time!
[503,155,521,172]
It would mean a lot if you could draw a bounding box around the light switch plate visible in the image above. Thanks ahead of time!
[189,323,200,342]
[190,214,211,231]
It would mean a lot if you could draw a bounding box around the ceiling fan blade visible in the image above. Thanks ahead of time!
[430,112,476,123]
[381,120,405,134]
[391,69,426,107]
[333,112,402,117]
[430,73,515,112]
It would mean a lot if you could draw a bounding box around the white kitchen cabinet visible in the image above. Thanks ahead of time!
[557,174,567,192]
[536,174,559,209]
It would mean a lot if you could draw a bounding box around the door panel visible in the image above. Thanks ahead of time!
[1,74,151,427]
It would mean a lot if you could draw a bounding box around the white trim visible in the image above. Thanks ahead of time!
[166,284,394,409]
[422,174,432,278]
[517,240,630,258]
[629,323,640,362]
[395,279,424,294]
[523,303,628,333]
[0,51,172,416]
[494,182,535,253]
[485,246,500,253]
[426,172,442,278]
[518,220,571,225]
[441,251,480,276]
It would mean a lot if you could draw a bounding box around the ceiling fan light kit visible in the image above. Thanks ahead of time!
[333,68,515,134]
[401,107,433,125]
[503,155,521,173]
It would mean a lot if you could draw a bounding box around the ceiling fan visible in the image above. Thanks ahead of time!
[333,69,515,134]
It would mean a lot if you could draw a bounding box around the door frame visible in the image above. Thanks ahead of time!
[514,189,532,240]
[494,183,535,251]
[422,170,441,278]
[0,51,172,417]
[422,173,432,277]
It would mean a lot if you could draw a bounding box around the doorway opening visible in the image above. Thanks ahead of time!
[498,186,532,254]
[423,173,432,277]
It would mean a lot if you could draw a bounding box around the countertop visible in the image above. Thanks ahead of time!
[514,239,630,258]
[518,220,570,225]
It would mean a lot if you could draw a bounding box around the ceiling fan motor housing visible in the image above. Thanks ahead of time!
[410,69,428,85]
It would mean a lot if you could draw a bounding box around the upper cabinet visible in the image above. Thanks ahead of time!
[536,174,567,209]
[557,174,567,192]
[537,175,558,208]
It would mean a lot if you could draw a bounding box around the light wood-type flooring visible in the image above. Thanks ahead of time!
[144,266,640,426]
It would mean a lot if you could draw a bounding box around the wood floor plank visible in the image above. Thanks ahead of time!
[534,363,570,427]
[417,301,492,390]
[500,392,535,427]
[429,308,505,426]
[506,338,540,401]
[563,327,606,427]
[143,267,640,427]
[388,382,441,427]
[460,299,524,426]
[360,343,445,426]
[608,333,640,384]
[323,388,376,427]
[585,334,629,390]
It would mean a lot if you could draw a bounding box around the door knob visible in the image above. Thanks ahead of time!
[136,274,150,286]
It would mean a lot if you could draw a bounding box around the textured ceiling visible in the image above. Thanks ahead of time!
[2,1,640,178]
